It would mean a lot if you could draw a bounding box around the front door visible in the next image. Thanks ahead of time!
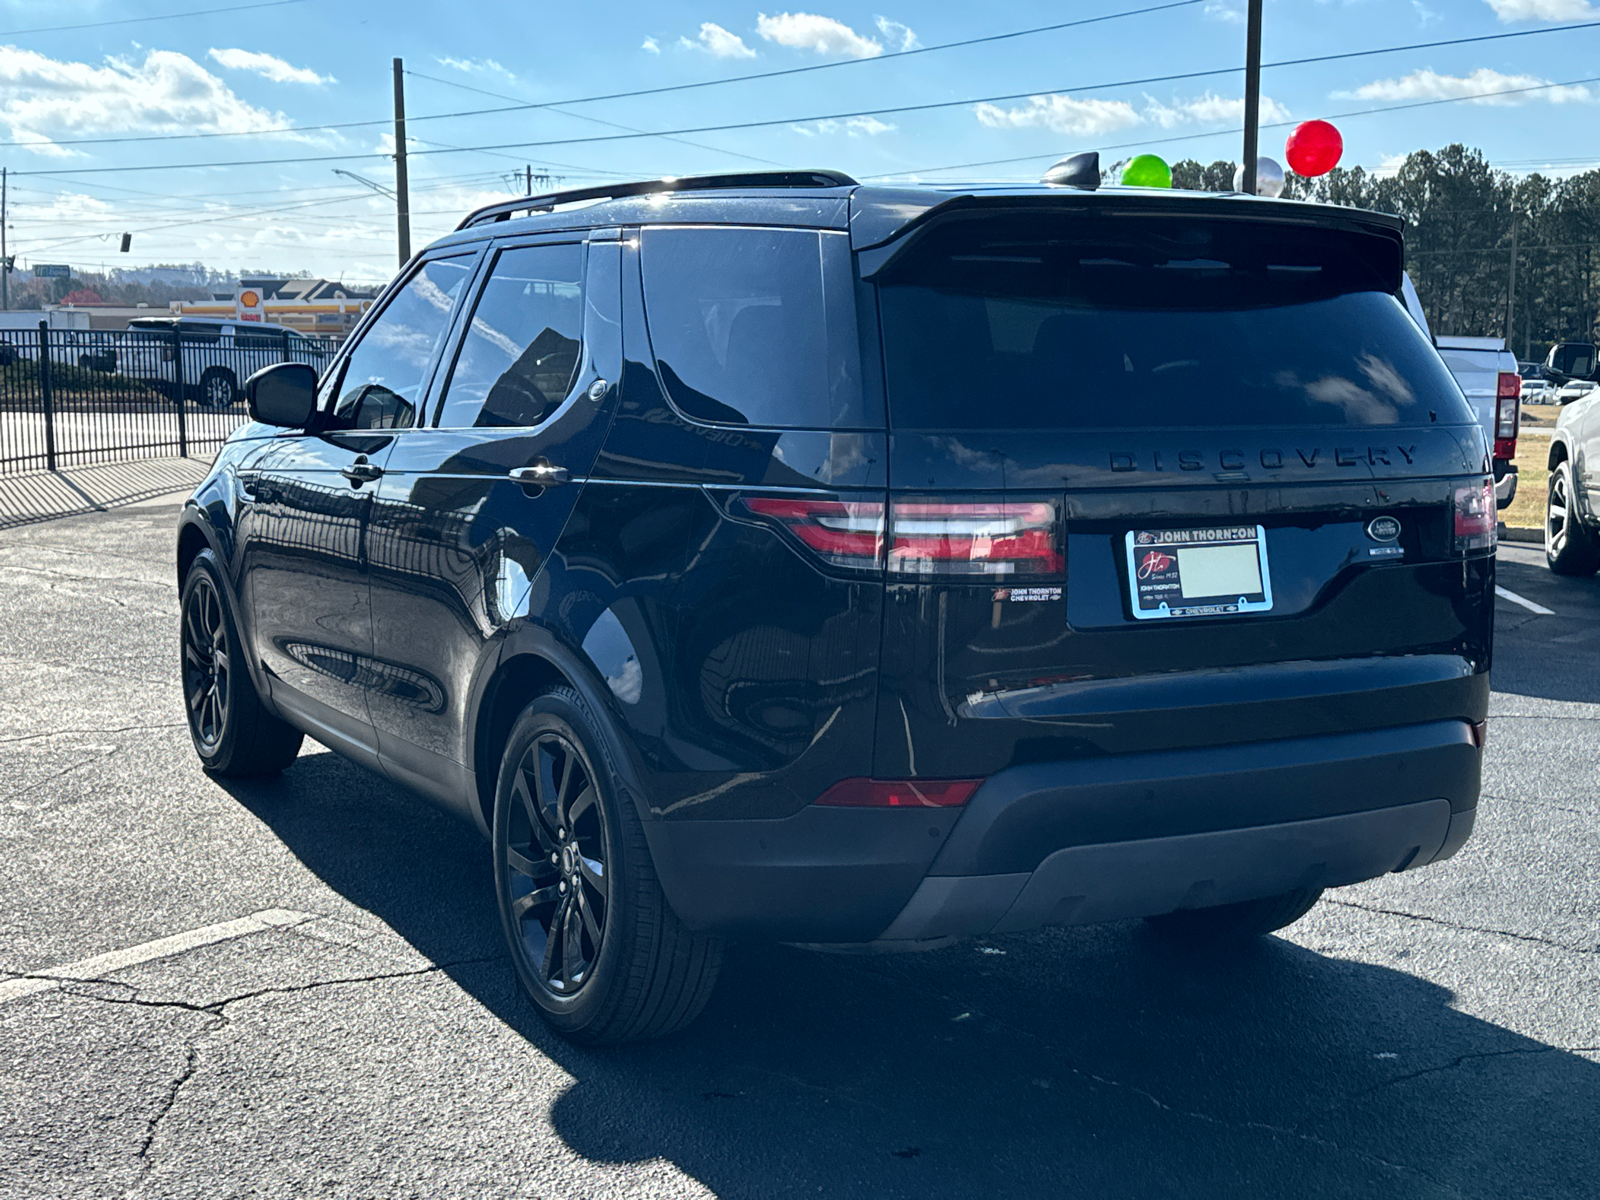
[240,253,478,756]
[367,238,623,803]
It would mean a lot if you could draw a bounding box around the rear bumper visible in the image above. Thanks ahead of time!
[647,719,1483,944]
[1494,458,1518,508]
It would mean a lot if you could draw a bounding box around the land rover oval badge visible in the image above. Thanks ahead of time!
[1367,516,1401,542]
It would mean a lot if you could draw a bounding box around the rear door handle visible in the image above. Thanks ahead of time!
[340,462,384,485]
[508,463,570,487]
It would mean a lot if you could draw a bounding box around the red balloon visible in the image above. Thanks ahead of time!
[1285,120,1343,177]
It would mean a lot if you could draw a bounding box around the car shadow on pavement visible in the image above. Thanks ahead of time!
[222,749,1600,1200]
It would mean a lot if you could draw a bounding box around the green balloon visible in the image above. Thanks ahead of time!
[1121,154,1172,188]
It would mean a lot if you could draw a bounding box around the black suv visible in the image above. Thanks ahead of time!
[177,170,1493,1043]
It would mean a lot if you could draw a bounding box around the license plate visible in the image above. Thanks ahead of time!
[1125,525,1273,620]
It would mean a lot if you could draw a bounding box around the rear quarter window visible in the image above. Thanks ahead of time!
[640,226,876,429]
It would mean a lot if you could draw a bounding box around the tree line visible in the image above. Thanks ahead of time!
[1173,144,1593,362]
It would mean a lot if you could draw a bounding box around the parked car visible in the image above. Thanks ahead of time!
[1546,384,1600,574]
[1433,336,1521,509]
[115,317,334,408]
[176,171,1492,1043]
[1520,363,1556,404]
[1555,379,1597,405]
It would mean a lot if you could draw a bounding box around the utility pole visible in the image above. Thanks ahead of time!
[526,164,533,195]
[392,57,411,268]
[1,167,8,311]
[1506,208,1519,350]
[1241,0,1264,195]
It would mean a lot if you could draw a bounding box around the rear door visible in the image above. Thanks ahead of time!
[366,235,623,805]
[868,205,1492,779]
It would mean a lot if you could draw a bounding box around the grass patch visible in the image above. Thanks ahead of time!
[1504,428,1550,531]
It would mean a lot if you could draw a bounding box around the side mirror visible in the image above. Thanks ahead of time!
[246,362,317,428]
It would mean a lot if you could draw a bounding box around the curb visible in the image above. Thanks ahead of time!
[1501,524,1542,544]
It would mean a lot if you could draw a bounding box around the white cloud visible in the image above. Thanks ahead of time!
[1203,1,1245,23]
[975,94,1141,137]
[435,56,515,81]
[792,115,896,136]
[756,12,882,57]
[207,47,332,85]
[874,16,918,51]
[0,46,298,155]
[1485,0,1597,19]
[1342,67,1594,105]
[1374,153,1409,178]
[642,36,661,54]
[679,23,757,58]
[1412,0,1442,23]
[1142,92,1290,128]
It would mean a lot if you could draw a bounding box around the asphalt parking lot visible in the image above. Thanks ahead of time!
[1,502,1596,1200]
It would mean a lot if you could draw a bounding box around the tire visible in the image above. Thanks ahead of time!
[1144,888,1323,944]
[197,366,238,410]
[180,550,303,776]
[492,687,723,1044]
[1546,458,1600,576]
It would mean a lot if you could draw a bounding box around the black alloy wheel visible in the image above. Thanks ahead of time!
[178,550,303,776]
[503,730,610,997]
[492,688,723,1043]
[182,571,231,753]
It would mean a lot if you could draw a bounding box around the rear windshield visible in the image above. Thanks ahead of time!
[877,213,1471,430]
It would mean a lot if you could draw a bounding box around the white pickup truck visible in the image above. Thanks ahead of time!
[1399,280,1521,509]
[113,317,335,408]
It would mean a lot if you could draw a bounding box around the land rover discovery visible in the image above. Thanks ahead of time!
[176,171,1493,1043]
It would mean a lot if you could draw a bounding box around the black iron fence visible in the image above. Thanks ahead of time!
[0,323,335,477]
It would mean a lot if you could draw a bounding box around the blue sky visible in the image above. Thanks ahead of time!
[2,0,1595,283]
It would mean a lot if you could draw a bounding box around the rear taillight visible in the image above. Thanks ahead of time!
[740,497,884,569]
[1495,371,1520,461]
[888,498,1062,577]
[1453,478,1496,554]
[815,777,983,808]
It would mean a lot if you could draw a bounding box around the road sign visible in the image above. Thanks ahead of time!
[33,264,69,278]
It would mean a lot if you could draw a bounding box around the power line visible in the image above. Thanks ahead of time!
[0,0,1204,151]
[8,9,1599,156]
[405,77,788,170]
[0,0,309,37]
[870,73,1600,179]
[17,21,1600,178]
[403,11,1600,124]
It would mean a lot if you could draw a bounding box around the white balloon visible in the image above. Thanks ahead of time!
[1233,156,1285,198]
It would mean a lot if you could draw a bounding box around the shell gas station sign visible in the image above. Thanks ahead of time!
[235,288,264,322]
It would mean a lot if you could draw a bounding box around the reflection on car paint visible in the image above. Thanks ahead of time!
[276,639,446,713]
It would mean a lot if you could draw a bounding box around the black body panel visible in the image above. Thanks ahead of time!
[176,178,1494,946]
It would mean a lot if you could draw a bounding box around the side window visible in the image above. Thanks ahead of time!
[178,323,221,345]
[434,243,584,429]
[236,328,284,350]
[329,255,474,430]
[639,226,866,428]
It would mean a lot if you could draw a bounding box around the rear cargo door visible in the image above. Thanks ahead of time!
[869,206,1492,779]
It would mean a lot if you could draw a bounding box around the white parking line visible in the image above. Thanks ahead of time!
[1495,585,1555,616]
[0,908,315,1006]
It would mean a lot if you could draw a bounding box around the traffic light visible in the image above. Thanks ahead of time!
[119,233,131,253]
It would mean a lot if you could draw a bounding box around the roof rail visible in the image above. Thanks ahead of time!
[454,169,859,230]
